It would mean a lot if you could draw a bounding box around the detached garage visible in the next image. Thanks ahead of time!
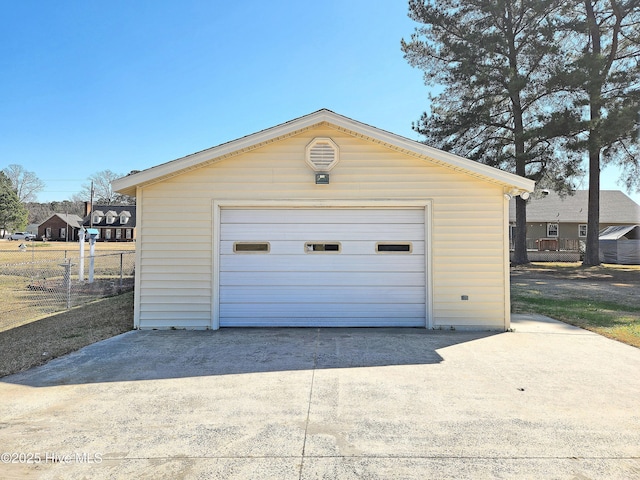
[113,109,534,331]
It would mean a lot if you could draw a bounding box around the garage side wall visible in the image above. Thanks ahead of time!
[136,126,508,330]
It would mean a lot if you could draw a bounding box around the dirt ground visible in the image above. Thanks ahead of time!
[510,263,640,307]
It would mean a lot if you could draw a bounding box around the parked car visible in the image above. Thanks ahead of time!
[8,232,36,241]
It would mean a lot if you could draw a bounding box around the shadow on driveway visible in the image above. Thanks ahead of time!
[3,327,499,387]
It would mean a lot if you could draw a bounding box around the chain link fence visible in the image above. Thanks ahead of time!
[1,244,135,332]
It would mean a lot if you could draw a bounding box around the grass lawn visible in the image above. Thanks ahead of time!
[0,239,135,263]
[0,292,133,378]
[511,263,640,348]
[512,295,640,347]
[1,240,136,332]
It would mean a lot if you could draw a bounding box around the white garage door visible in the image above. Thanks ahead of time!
[219,208,426,327]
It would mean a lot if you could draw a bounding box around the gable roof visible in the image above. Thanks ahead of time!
[509,190,640,224]
[112,109,535,197]
[39,213,84,228]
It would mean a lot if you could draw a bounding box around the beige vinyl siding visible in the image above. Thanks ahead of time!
[136,194,212,329]
[136,125,509,330]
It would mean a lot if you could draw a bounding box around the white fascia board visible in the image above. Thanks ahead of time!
[328,112,535,192]
[112,109,535,194]
[112,110,331,193]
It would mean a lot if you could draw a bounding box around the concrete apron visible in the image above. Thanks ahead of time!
[1,314,639,479]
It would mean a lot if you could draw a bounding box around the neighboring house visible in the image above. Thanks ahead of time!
[82,205,136,241]
[113,109,534,331]
[509,190,640,251]
[38,214,83,241]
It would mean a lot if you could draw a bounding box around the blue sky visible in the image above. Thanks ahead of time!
[1,1,638,205]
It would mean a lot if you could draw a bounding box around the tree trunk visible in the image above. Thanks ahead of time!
[583,150,601,265]
[513,197,528,265]
[582,0,602,267]
[506,3,529,265]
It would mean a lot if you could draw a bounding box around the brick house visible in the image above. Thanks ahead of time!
[38,213,84,241]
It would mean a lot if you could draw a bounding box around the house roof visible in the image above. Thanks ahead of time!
[112,109,535,197]
[599,225,640,241]
[509,190,640,224]
[39,213,84,228]
[83,205,137,228]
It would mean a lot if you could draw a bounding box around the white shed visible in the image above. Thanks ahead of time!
[113,110,534,331]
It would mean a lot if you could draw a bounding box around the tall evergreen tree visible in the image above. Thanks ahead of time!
[401,0,580,264]
[550,0,640,266]
[0,171,27,236]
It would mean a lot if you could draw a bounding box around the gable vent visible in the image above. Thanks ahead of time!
[305,137,339,171]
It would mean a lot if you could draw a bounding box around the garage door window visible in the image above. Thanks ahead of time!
[305,242,341,253]
[376,242,412,253]
[234,242,270,253]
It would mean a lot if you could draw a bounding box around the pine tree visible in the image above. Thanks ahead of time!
[0,171,28,236]
[402,0,582,264]
[550,0,640,266]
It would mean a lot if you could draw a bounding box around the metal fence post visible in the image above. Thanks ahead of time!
[60,258,73,309]
[119,252,124,293]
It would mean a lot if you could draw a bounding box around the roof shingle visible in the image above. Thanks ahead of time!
[509,190,640,224]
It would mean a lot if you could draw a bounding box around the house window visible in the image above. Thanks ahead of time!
[376,242,412,253]
[93,214,101,224]
[60,228,66,239]
[116,228,122,240]
[547,223,559,237]
[234,242,270,253]
[105,229,111,240]
[45,227,52,238]
[125,229,132,239]
[579,224,587,237]
[305,242,341,253]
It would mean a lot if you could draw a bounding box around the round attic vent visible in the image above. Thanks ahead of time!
[305,137,339,171]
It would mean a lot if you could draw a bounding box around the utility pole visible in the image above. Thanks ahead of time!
[89,181,94,228]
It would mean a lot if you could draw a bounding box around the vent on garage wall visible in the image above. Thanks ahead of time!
[305,137,339,171]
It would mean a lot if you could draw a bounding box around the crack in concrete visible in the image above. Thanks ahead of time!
[298,328,320,479]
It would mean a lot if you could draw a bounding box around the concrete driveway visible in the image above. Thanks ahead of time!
[1,314,639,479]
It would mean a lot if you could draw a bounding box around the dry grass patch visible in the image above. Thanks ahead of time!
[512,262,640,348]
[0,292,133,377]
[0,240,135,263]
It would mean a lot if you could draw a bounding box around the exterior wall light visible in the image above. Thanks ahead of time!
[315,173,330,185]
